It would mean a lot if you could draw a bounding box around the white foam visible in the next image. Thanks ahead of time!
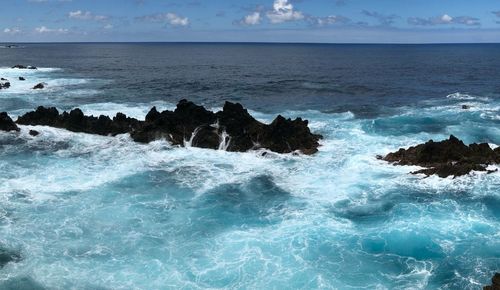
[78,101,176,120]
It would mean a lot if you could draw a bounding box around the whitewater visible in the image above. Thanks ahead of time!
[1,52,500,289]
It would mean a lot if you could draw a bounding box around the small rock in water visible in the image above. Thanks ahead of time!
[19,77,26,81]
[0,80,10,89]
[12,64,37,70]
[29,130,40,136]
[0,248,21,268]
[462,104,471,109]
[33,83,45,90]
[0,112,20,132]
[0,78,7,81]
[381,135,500,178]
[484,273,500,290]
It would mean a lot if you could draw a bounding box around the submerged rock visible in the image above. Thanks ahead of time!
[33,83,45,90]
[0,276,46,290]
[0,248,21,268]
[484,273,500,290]
[17,100,322,154]
[462,104,471,109]
[381,135,500,177]
[12,64,37,69]
[0,112,20,132]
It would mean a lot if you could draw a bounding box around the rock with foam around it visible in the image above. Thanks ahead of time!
[382,135,500,177]
[18,100,322,155]
[0,112,20,132]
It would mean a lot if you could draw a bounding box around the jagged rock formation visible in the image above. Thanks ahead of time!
[0,112,20,132]
[33,83,45,90]
[12,65,37,69]
[15,100,322,154]
[0,80,10,90]
[381,135,500,177]
[17,107,141,136]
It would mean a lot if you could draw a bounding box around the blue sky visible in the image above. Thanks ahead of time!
[2,0,500,43]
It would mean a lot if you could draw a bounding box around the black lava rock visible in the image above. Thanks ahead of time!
[18,100,322,155]
[33,83,45,90]
[0,112,20,132]
[382,135,500,177]
[12,65,37,69]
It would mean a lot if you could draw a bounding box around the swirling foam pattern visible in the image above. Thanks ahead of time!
[1,43,500,289]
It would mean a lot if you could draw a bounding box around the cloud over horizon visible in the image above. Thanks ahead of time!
[0,0,499,42]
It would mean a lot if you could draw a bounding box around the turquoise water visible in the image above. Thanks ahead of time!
[0,44,499,289]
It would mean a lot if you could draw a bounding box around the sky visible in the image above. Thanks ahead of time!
[1,0,500,43]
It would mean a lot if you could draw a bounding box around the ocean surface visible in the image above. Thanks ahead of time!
[0,43,499,289]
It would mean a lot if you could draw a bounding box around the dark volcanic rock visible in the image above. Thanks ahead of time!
[0,78,6,81]
[17,106,141,136]
[29,130,40,136]
[382,135,500,177]
[0,248,21,268]
[0,112,20,132]
[19,77,25,81]
[12,65,37,69]
[18,100,322,154]
[462,104,471,109]
[33,83,45,90]
[484,273,500,290]
[132,100,322,154]
[0,81,10,89]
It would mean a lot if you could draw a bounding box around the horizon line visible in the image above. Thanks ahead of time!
[2,41,500,45]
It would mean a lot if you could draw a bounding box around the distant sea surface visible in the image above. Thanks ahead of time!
[0,43,499,289]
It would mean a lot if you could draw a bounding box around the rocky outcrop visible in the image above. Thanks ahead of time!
[484,273,500,290]
[17,107,141,136]
[131,100,322,154]
[381,135,500,177]
[19,77,25,81]
[16,100,322,154]
[12,65,37,69]
[0,80,10,90]
[33,83,45,90]
[0,112,20,132]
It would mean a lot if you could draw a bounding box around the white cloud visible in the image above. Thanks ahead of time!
[408,14,480,26]
[266,0,304,24]
[136,12,190,27]
[35,26,69,33]
[3,27,22,34]
[441,14,453,23]
[312,15,350,26]
[69,10,108,21]
[242,12,261,26]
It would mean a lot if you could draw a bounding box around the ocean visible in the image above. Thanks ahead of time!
[0,43,499,289]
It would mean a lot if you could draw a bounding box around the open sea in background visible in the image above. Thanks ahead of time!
[0,43,499,289]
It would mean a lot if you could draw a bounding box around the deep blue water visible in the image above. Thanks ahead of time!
[0,43,499,289]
